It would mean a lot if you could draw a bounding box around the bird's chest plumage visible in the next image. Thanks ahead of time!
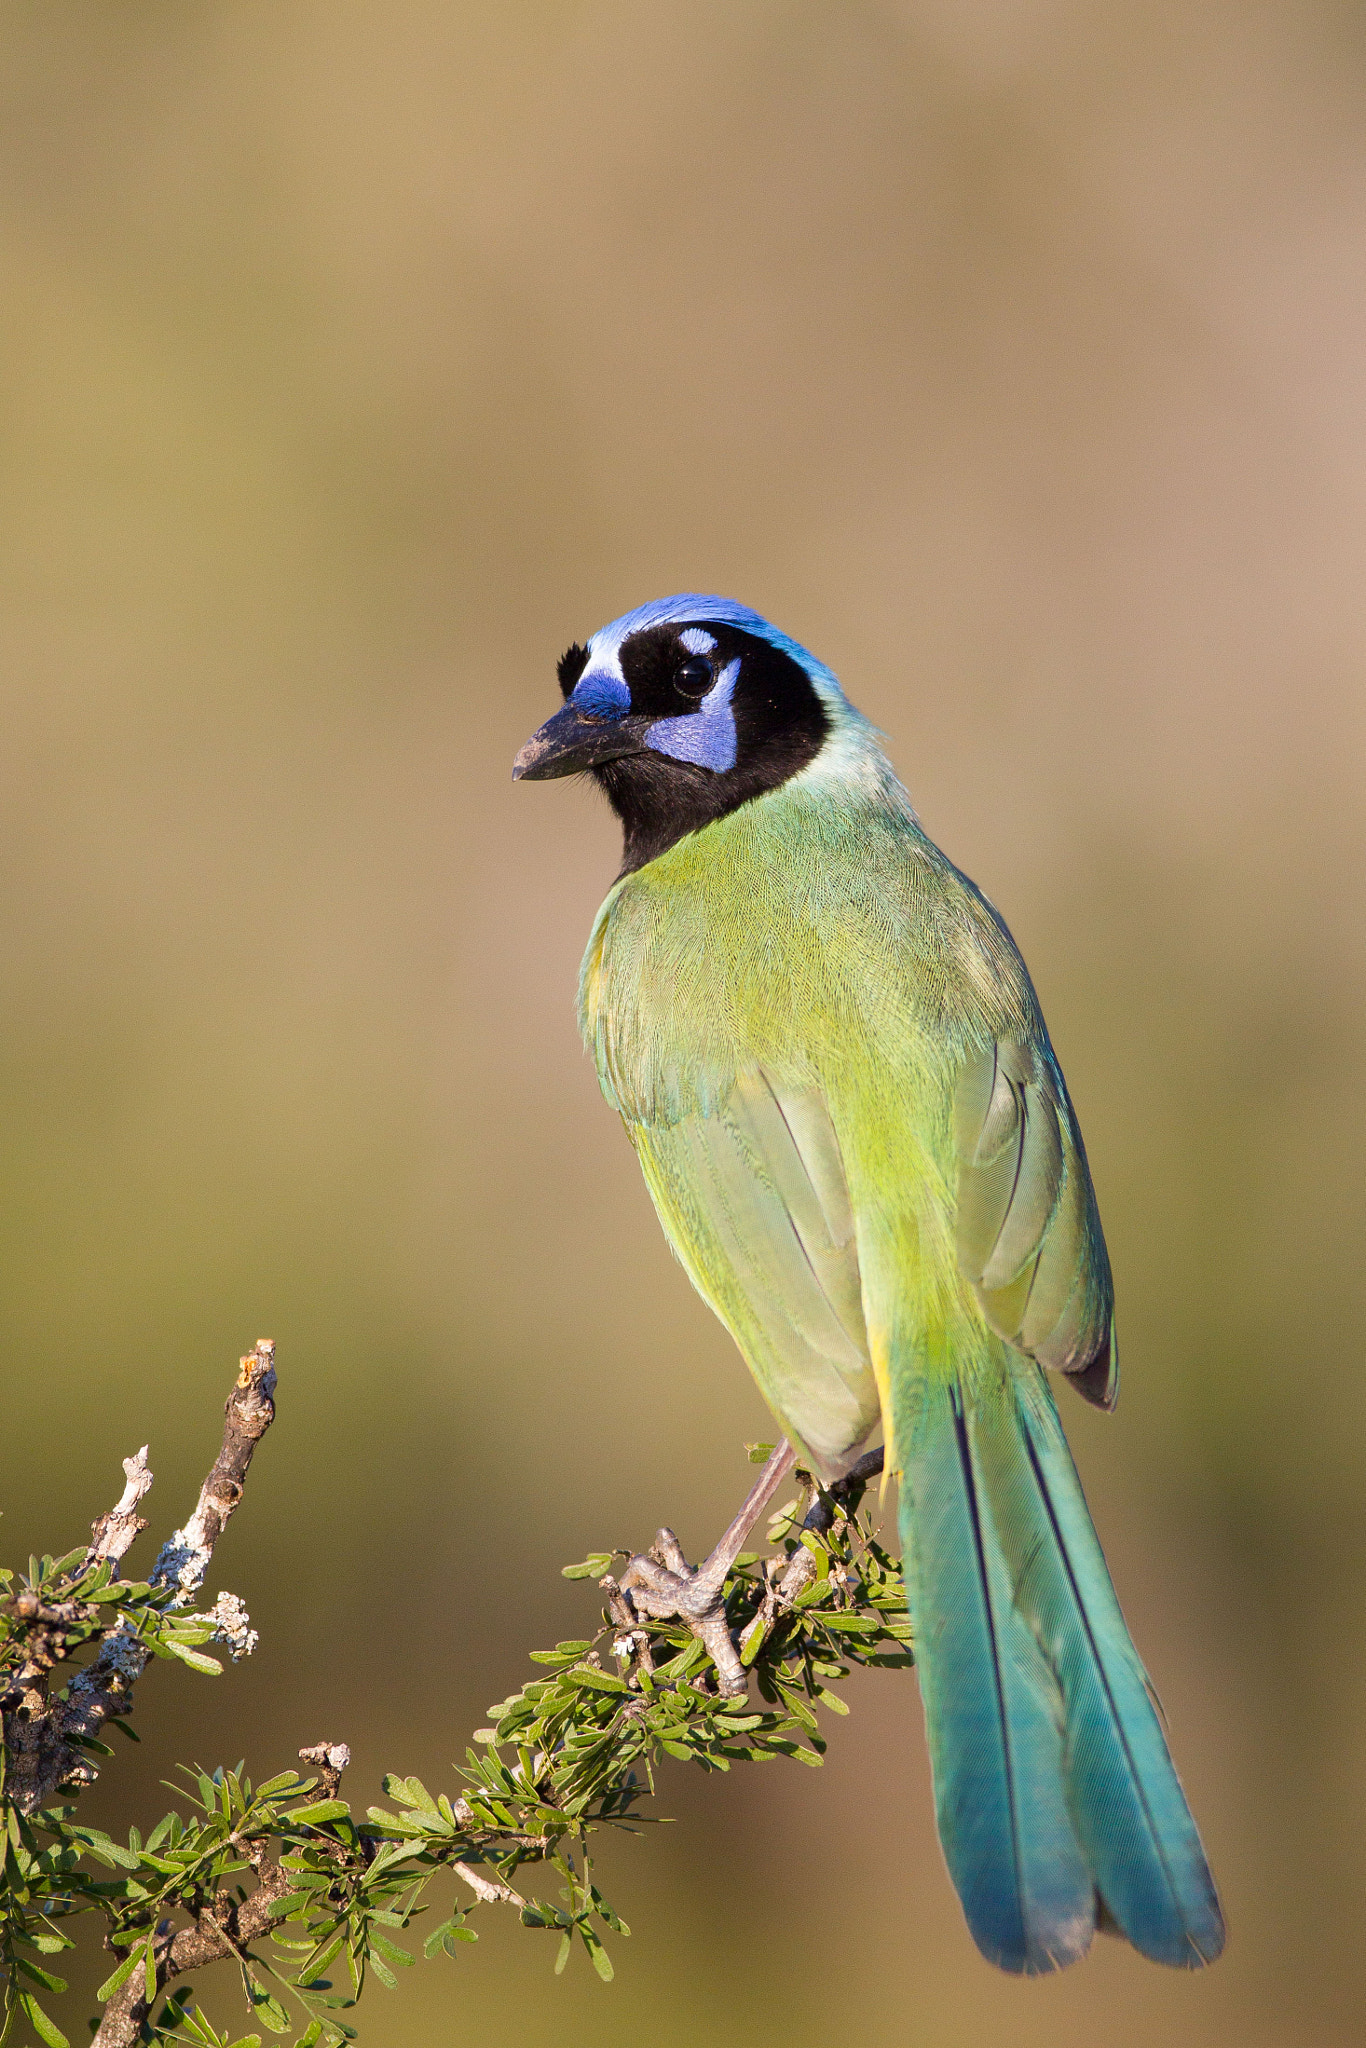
[581,783,974,1126]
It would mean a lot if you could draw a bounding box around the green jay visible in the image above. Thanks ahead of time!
[513,595,1224,1975]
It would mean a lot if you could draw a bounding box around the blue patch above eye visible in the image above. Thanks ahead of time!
[645,658,740,772]
[571,669,631,720]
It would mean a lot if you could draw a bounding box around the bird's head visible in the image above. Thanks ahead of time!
[513,595,866,872]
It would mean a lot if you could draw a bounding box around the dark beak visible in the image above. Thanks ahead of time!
[512,704,647,781]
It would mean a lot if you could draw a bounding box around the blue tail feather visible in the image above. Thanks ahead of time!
[897,1360,1225,1974]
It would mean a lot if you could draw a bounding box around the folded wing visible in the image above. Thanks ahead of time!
[954,1041,1117,1409]
[627,1068,881,1479]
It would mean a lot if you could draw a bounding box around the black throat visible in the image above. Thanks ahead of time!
[590,623,828,875]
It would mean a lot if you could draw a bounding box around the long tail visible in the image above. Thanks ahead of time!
[896,1357,1225,1974]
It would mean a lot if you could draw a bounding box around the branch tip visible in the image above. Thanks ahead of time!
[299,1739,351,1798]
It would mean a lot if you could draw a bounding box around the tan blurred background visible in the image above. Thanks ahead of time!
[1,2,1363,2042]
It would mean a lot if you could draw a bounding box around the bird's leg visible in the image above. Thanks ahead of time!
[618,1441,798,1696]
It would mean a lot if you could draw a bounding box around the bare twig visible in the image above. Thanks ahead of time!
[773,1446,886,1603]
[2,1449,158,1702]
[4,1341,277,1816]
[298,1739,352,1800]
[149,1339,277,1600]
[454,1861,526,1908]
[84,1445,155,1574]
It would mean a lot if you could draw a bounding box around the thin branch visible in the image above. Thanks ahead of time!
[149,1339,277,1600]
[94,1733,352,2047]
[298,1740,352,1800]
[90,1720,533,2046]
[2,1450,158,1700]
[454,1861,527,1908]
[84,1445,155,1573]
[5,1341,277,1816]
[91,1841,295,2048]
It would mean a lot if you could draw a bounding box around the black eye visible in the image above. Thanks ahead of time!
[675,655,712,697]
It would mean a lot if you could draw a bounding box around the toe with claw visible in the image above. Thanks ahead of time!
[615,1441,799,1697]
[614,1442,888,1697]
[619,1526,751,1695]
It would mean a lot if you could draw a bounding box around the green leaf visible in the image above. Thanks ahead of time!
[14,1959,67,1995]
[255,1772,308,1799]
[369,1932,414,1969]
[289,1800,350,1826]
[776,1690,819,1733]
[571,1667,629,1694]
[554,1931,573,1976]
[560,1555,613,1580]
[163,1641,224,1675]
[265,1889,315,1920]
[360,1841,420,1882]
[69,1829,140,1869]
[581,1927,614,1982]
[19,1994,70,2048]
[382,1774,438,1815]
[363,1807,422,1839]
[589,1888,629,1937]
[421,1918,457,1959]
[247,1984,291,2035]
[296,1931,346,1987]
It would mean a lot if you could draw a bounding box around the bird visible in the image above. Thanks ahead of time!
[513,594,1225,1976]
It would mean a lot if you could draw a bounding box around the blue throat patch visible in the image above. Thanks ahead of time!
[644,657,740,773]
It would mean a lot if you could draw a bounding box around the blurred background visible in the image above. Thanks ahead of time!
[0,3,1362,2043]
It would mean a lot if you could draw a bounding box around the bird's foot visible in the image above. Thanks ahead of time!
[614,1444,888,1696]
[618,1527,750,1694]
[616,1440,799,1698]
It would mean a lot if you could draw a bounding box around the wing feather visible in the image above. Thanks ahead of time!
[955,1043,1116,1409]
[629,1069,880,1479]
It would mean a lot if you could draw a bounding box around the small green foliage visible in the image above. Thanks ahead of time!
[559,1556,615,1582]
[0,1464,909,2045]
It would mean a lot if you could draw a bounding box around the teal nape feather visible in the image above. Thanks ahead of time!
[514,595,1225,1975]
